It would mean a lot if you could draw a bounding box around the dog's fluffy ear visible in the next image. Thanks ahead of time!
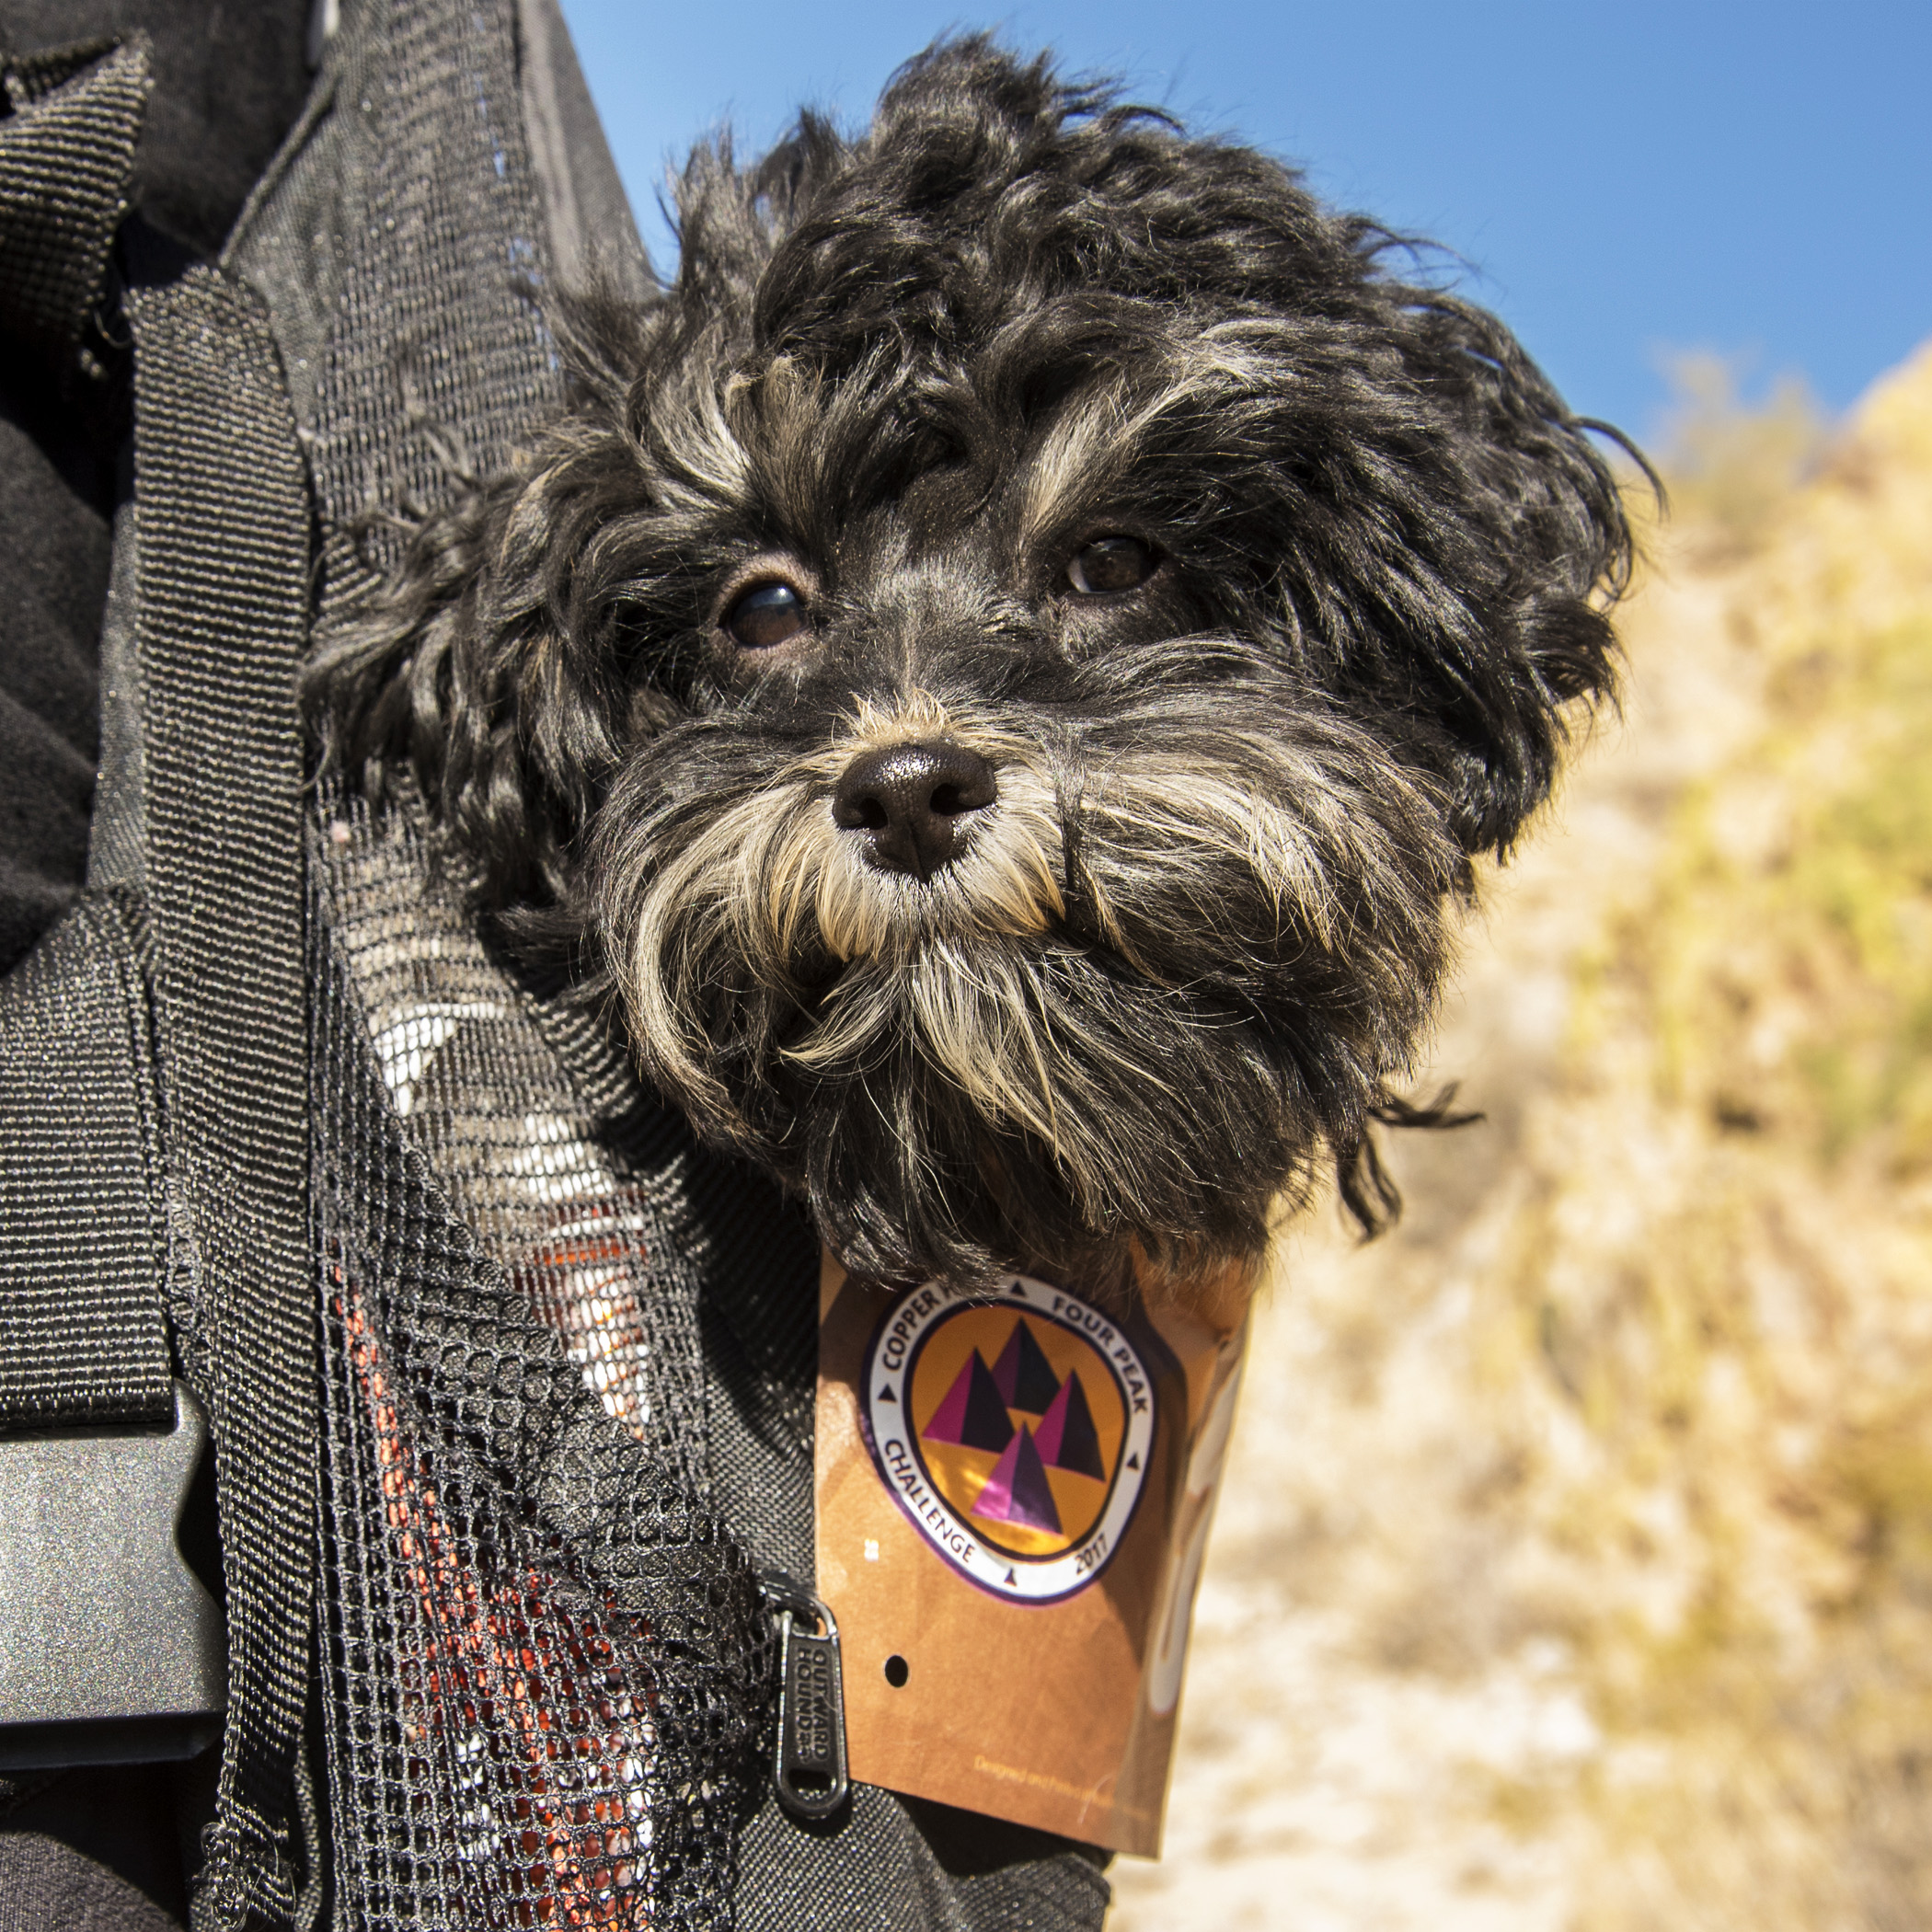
[1376,282,1634,857]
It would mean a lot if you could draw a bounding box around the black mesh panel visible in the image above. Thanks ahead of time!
[312,788,773,1925]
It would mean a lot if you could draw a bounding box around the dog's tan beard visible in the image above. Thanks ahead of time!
[614,699,1067,1122]
[596,690,1463,1294]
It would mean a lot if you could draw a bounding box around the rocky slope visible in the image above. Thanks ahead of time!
[1113,342,1932,1931]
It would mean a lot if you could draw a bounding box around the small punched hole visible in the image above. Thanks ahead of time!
[883,1654,910,1688]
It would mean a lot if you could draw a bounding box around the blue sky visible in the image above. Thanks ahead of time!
[558,0,1929,444]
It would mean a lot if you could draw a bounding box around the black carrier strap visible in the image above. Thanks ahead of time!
[0,36,165,1434]
[0,31,151,374]
[126,267,316,1930]
[1,33,319,1917]
[0,894,172,1432]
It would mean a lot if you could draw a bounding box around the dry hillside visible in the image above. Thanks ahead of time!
[1113,341,1932,1931]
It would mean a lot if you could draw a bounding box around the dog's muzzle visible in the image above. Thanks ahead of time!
[831,741,997,880]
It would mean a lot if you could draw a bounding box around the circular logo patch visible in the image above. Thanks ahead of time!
[859,1275,1156,1603]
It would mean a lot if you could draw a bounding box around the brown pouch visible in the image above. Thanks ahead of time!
[814,1251,1248,1855]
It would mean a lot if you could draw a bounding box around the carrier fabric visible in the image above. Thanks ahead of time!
[312,778,765,1923]
[213,0,1109,1923]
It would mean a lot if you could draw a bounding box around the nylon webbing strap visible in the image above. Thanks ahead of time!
[128,268,316,1932]
[0,895,173,1432]
[0,31,167,1434]
[0,32,150,371]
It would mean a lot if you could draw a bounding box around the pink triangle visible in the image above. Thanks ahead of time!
[922,1354,979,1444]
[1033,1374,1072,1463]
[972,1424,1062,1534]
[921,1351,1012,1453]
[1034,1369,1105,1478]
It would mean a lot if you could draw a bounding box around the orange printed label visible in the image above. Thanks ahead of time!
[815,1252,1247,1856]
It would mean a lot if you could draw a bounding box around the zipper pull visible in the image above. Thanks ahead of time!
[758,1570,850,1823]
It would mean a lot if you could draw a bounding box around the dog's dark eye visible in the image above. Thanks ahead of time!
[723,581,810,649]
[1064,535,1156,596]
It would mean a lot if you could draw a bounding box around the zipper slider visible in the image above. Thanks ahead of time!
[758,1570,850,1823]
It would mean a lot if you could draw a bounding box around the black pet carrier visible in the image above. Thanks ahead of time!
[0,8,1110,1926]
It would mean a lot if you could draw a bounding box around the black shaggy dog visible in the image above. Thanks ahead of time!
[311,39,1631,1312]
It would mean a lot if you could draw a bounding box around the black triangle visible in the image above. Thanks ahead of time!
[878,1386,896,1401]
[992,1319,1061,1415]
[1124,1453,1139,1470]
[1005,1569,1018,1586]
[1042,1372,1106,1479]
[961,1353,1017,1451]
[921,1351,1016,1453]
[1009,1280,1027,1295]
[981,1424,1062,1535]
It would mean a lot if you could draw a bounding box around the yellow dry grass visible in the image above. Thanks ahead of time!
[1112,341,1932,1931]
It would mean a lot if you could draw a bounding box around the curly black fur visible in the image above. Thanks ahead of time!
[309,38,1632,1303]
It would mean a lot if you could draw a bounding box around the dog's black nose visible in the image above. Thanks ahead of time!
[832,742,997,879]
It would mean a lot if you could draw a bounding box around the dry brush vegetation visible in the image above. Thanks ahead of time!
[1113,340,1932,1931]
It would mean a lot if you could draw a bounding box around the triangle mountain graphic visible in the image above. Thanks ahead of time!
[972,1424,1062,1534]
[990,1318,1061,1415]
[1033,1369,1106,1479]
[921,1351,1015,1454]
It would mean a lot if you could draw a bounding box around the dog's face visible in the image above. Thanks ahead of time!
[316,40,1630,1306]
